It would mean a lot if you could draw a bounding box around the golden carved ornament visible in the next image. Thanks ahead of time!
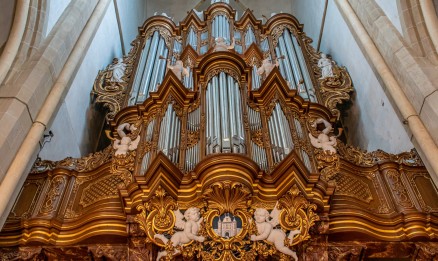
[186,130,200,148]
[277,185,319,246]
[39,175,66,215]
[250,128,264,147]
[31,146,113,174]
[202,181,252,214]
[318,67,354,120]
[110,151,136,188]
[337,142,424,167]
[205,68,241,88]
[314,150,340,181]
[91,64,129,123]
[270,24,297,48]
[79,174,123,208]
[385,169,414,209]
[333,173,373,203]
[135,186,178,242]
[144,26,173,49]
[199,181,254,260]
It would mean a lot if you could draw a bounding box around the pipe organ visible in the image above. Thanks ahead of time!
[121,2,332,172]
[3,2,438,260]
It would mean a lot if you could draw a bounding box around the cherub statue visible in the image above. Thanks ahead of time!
[317,53,334,79]
[257,58,279,78]
[155,207,205,261]
[250,206,301,260]
[167,59,189,81]
[108,57,126,83]
[308,118,338,154]
[213,37,235,52]
[113,123,140,156]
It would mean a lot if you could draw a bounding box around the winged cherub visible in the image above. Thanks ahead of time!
[251,205,301,261]
[154,207,205,261]
[213,37,235,52]
[257,58,279,78]
[308,118,338,154]
[113,123,140,156]
[167,59,189,81]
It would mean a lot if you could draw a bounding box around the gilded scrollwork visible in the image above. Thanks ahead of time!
[135,186,179,242]
[205,68,241,87]
[277,185,319,245]
[337,142,424,167]
[144,26,173,49]
[385,169,414,209]
[318,67,354,120]
[39,175,66,215]
[314,150,340,181]
[187,130,200,148]
[31,146,113,174]
[251,128,264,147]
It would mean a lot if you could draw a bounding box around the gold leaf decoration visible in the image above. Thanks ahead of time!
[278,184,320,246]
[202,181,252,214]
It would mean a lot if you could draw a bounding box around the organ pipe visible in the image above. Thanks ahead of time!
[206,72,245,155]
[158,104,181,164]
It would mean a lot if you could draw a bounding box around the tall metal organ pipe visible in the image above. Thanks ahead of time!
[132,31,169,103]
[206,72,245,155]
[212,15,230,41]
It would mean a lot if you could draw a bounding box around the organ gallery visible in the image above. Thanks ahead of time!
[1,1,438,260]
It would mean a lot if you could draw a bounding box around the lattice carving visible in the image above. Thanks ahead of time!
[79,174,123,208]
[334,173,373,203]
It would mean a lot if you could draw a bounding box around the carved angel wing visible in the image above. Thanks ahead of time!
[174,209,186,230]
[128,135,141,151]
[308,133,322,149]
[269,202,281,227]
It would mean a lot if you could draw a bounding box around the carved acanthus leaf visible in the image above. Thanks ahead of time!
[277,185,319,245]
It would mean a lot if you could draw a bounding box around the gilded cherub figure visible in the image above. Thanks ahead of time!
[308,118,338,154]
[250,206,301,260]
[154,207,205,261]
[113,123,140,156]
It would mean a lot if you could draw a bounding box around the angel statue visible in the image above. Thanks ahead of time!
[154,207,205,261]
[108,57,126,83]
[113,123,140,156]
[257,58,279,78]
[308,118,339,154]
[213,37,235,52]
[317,53,334,79]
[167,59,189,81]
[250,206,301,261]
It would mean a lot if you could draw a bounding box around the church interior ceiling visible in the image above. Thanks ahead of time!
[1,1,438,260]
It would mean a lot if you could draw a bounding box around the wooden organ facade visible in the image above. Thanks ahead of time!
[1,2,438,260]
